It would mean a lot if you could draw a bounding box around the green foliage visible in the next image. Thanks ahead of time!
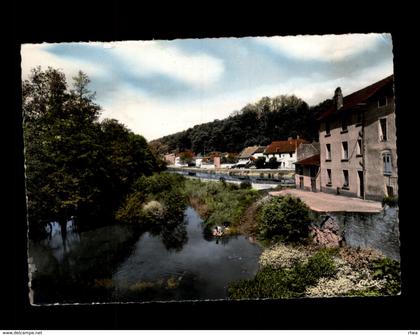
[382,195,398,208]
[255,157,266,169]
[258,195,311,242]
[23,67,161,238]
[184,179,259,228]
[228,249,337,299]
[371,258,401,295]
[151,95,317,155]
[266,157,280,169]
[116,173,187,226]
[240,180,252,189]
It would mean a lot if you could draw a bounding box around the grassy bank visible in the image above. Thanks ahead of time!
[183,178,261,235]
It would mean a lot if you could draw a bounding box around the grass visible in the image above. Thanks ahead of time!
[183,179,261,233]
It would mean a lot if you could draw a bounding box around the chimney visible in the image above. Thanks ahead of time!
[334,87,343,110]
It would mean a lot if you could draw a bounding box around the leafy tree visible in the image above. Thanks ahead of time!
[151,94,318,155]
[23,67,161,239]
[255,157,266,169]
[258,195,312,242]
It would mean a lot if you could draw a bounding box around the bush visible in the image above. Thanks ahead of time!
[255,157,266,169]
[240,180,252,189]
[258,195,311,242]
[371,258,401,295]
[266,157,280,169]
[116,172,187,226]
[228,249,337,299]
[382,195,398,208]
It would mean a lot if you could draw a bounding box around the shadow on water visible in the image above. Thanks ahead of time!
[29,207,262,304]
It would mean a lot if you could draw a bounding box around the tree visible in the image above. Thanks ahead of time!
[258,195,312,242]
[255,157,266,169]
[23,67,161,239]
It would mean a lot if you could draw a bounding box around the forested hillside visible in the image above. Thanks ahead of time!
[150,95,331,155]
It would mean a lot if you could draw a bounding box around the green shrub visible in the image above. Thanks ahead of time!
[228,249,337,299]
[240,180,252,189]
[255,157,266,169]
[371,258,401,295]
[382,195,398,208]
[258,195,311,242]
[116,172,187,226]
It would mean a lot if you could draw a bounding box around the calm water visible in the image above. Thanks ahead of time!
[112,207,262,301]
[31,207,262,303]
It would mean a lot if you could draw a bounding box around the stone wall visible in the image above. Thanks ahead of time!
[311,206,400,261]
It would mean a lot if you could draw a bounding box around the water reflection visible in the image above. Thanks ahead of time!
[112,207,262,301]
[42,218,80,262]
[31,207,261,304]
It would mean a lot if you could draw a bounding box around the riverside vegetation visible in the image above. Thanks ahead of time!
[176,178,401,299]
[25,67,400,302]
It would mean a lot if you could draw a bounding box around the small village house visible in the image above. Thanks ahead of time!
[237,146,266,166]
[294,142,320,191]
[317,74,397,201]
[264,138,308,170]
[164,153,176,165]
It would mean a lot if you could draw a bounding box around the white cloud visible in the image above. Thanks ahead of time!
[105,40,225,87]
[20,43,107,82]
[256,33,386,61]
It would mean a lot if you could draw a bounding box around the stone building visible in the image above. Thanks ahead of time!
[294,142,320,192]
[317,75,397,201]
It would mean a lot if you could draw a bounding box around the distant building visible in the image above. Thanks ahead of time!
[264,138,308,170]
[164,153,176,165]
[294,142,320,192]
[237,146,265,166]
[317,74,397,201]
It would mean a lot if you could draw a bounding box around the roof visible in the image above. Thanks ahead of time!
[295,154,320,166]
[317,74,394,121]
[238,146,259,159]
[254,146,267,154]
[264,139,308,155]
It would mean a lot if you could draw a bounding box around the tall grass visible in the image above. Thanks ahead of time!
[183,179,260,231]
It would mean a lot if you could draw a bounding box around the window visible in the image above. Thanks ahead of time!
[326,169,332,186]
[357,139,362,156]
[325,121,331,136]
[289,153,293,158]
[343,170,349,188]
[379,118,387,141]
[341,116,348,132]
[326,144,331,161]
[383,152,392,175]
[342,141,349,161]
[356,111,363,126]
[378,96,387,107]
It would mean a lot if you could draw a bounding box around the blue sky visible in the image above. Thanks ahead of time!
[21,34,393,141]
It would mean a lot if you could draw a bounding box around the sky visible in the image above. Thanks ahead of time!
[21,33,394,141]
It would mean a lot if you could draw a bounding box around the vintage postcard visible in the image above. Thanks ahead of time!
[21,33,400,305]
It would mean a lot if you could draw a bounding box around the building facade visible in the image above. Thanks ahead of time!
[264,138,308,170]
[294,142,320,192]
[318,75,397,201]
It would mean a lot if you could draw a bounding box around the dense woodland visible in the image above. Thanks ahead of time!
[22,67,333,239]
[150,95,333,156]
[22,67,165,239]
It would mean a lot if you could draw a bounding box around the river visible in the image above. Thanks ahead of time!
[30,207,262,304]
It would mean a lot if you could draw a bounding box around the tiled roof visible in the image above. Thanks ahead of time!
[317,74,394,121]
[264,139,308,154]
[238,146,259,159]
[295,154,320,166]
[254,146,267,154]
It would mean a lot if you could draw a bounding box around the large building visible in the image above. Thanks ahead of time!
[317,75,397,201]
[264,138,308,170]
